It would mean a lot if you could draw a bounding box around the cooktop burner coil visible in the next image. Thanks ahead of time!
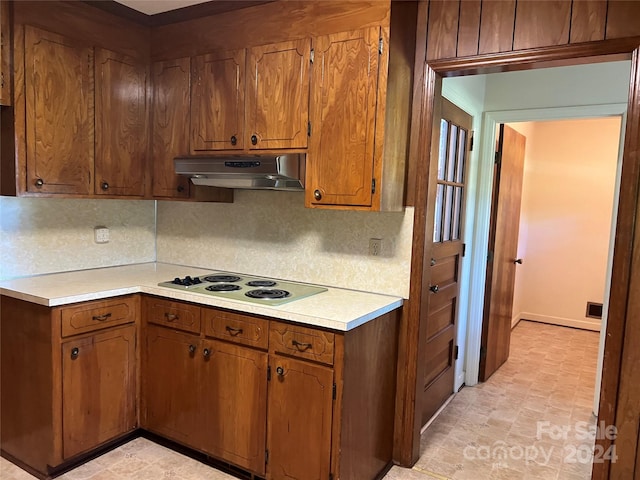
[246,280,277,287]
[205,284,242,292]
[203,275,241,283]
[245,289,291,299]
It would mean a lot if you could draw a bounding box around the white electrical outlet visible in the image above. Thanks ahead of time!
[369,238,382,256]
[94,226,110,244]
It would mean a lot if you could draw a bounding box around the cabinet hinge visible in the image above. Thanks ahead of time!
[371,178,376,194]
[310,48,314,64]
[267,365,271,381]
[332,383,337,400]
[307,121,312,137]
[329,474,334,480]
[265,449,269,465]
[469,131,474,152]
[462,243,466,257]
[480,346,487,359]
[487,250,494,262]
[378,37,383,55]
[494,151,501,165]
[454,345,459,360]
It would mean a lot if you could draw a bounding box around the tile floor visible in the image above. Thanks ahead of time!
[1,320,600,480]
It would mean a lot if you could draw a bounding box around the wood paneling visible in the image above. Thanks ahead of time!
[457,0,481,57]
[151,1,391,61]
[62,325,137,459]
[190,49,245,151]
[24,26,94,194]
[606,0,640,40]
[570,0,607,43]
[95,48,147,196]
[246,39,310,150]
[0,0,11,106]
[426,0,459,61]
[151,57,191,198]
[478,0,516,54]
[513,0,572,50]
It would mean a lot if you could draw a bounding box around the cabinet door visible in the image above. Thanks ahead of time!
[24,26,93,194]
[307,28,381,208]
[0,0,10,106]
[200,340,267,474]
[61,325,136,459]
[267,356,334,480]
[246,39,310,150]
[191,49,245,151]
[95,48,147,196]
[151,58,191,198]
[142,325,200,448]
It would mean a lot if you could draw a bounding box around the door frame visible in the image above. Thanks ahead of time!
[466,103,628,388]
[395,34,640,477]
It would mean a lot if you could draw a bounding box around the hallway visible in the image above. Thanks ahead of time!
[387,320,600,479]
[0,321,600,480]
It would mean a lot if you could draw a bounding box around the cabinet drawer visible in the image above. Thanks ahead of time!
[203,309,268,350]
[61,296,138,337]
[269,322,334,365]
[145,297,201,334]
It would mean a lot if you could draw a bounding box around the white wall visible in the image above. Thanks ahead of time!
[0,197,156,280]
[156,191,414,298]
[510,117,621,331]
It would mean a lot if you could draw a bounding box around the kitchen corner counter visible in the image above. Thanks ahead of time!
[0,263,404,331]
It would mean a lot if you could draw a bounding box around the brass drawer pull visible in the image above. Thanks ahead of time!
[164,313,178,321]
[92,313,112,321]
[70,347,79,359]
[292,339,312,351]
[225,326,244,336]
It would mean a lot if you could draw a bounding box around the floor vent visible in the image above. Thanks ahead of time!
[586,302,603,319]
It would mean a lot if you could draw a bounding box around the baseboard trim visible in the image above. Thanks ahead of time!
[517,312,601,332]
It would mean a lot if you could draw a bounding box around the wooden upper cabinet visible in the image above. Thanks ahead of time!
[62,325,137,459]
[151,57,191,198]
[191,48,245,151]
[307,27,382,208]
[246,39,310,150]
[0,0,11,106]
[24,26,93,194]
[95,48,147,196]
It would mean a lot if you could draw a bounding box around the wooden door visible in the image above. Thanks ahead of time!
[191,49,245,151]
[61,325,136,459]
[151,57,191,198]
[421,99,472,425]
[0,0,10,106]
[142,325,200,448]
[95,48,147,196]
[480,124,526,381]
[246,39,310,150]
[24,26,93,194]
[267,356,334,480]
[200,340,267,474]
[307,27,381,208]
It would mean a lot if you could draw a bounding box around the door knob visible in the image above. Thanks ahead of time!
[514,259,523,264]
[429,285,439,293]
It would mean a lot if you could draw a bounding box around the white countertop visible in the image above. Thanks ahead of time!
[0,263,403,331]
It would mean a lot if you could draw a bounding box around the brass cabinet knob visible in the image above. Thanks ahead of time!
[230,135,237,146]
[313,189,322,201]
[251,134,258,145]
[101,182,109,191]
[35,178,44,187]
[71,347,79,359]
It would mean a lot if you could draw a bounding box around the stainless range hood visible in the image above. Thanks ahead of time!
[174,154,305,191]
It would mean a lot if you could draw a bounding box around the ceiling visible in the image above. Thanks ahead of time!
[114,0,211,15]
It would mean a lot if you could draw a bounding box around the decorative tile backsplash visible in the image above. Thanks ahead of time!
[0,197,156,280]
[156,191,413,298]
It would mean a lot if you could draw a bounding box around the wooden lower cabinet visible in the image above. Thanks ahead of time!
[267,356,334,480]
[0,295,138,477]
[62,326,137,459]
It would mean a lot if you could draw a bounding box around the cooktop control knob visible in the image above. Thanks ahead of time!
[173,277,183,285]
